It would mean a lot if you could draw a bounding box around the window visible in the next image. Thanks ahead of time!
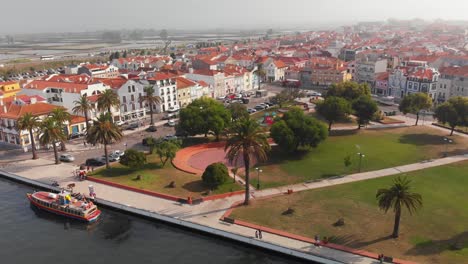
[131,94,135,101]
[132,104,135,111]
[132,85,135,92]
[128,86,131,93]
[122,96,126,103]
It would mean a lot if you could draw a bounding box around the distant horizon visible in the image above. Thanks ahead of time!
[2,0,468,35]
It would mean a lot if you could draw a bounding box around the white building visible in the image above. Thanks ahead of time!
[147,73,178,112]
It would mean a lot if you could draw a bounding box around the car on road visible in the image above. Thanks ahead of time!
[217,95,226,100]
[59,154,75,162]
[247,108,257,114]
[162,113,177,120]
[164,134,178,141]
[126,122,139,130]
[167,119,176,127]
[115,120,125,126]
[85,158,105,167]
[259,103,269,109]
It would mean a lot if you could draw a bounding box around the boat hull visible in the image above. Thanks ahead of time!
[27,193,101,223]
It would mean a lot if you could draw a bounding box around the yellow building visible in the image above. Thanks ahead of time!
[0,81,21,98]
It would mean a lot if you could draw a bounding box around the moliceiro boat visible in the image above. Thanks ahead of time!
[27,191,101,222]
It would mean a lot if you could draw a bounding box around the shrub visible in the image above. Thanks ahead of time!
[120,149,146,169]
[202,162,229,189]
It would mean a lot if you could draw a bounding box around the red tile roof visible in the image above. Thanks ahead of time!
[408,68,435,80]
[24,80,89,93]
[176,77,196,89]
[94,77,128,89]
[0,102,60,119]
[439,66,468,77]
[70,115,86,124]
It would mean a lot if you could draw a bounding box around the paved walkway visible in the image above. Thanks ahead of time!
[3,153,467,263]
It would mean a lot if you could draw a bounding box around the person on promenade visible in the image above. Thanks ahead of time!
[258,230,263,239]
[255,230,259,239]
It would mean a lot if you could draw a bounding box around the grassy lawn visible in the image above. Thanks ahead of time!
[232,161,468,264]
[243,126,468,189]
[308,111,357,128]
[90,154,242,198]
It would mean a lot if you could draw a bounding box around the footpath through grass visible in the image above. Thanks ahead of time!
[90,154,242,198]
[248,126,468,188]
[232,161,468,264]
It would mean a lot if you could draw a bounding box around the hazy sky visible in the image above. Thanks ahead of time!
[3,0,468,34]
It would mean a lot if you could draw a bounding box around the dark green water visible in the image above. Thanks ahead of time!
[0,178,308,264]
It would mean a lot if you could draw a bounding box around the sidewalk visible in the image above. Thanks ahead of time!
[1,158,380,264]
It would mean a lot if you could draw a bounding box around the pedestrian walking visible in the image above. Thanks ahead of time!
[255,230,259,239]
[258,230,262,239]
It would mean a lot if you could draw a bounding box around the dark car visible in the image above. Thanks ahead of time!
[85,158,105,166]
[69,132,83,139]
[146,125,157,132]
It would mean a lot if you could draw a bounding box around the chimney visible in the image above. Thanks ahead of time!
[30,97,37,104]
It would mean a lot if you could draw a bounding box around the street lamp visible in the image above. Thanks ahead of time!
[443,138,452,157]
[255,167,262,190]
[357,153,365,172]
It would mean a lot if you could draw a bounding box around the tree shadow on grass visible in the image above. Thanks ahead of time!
[260,146,310,165]
[406,231,468,256]
[399,134,445,146]
[329,129,359,137]
[181,180,208,193]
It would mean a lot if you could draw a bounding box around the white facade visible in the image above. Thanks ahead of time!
[114,80,147,121]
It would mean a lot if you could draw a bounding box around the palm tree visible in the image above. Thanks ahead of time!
[97,90,120,122]
[139,85,161,127]
[16,112,40,160]
[86,113,123,169]
[225,117,270,205]
[39,117,67,165]
[376,176,423,238]
[50,108,71,151]
[72,95,93,131]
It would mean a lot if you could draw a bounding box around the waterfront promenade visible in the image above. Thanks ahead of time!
[3,154,467,263]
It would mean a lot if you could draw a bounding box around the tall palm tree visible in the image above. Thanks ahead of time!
[97,90,120,123]
[16,112,40,160]
[72,95,93,131]
[376,176,423,238]
[139,85,161,126]
[225,117,270,205]
[39,117,67,165]
[86,113,123,169]
[50,107,71,151]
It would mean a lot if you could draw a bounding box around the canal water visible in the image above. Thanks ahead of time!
[0,178,307,264]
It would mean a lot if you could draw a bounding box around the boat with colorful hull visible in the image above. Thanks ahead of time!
[27,191,101,222]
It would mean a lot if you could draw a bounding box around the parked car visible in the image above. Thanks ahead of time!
[162,113,177,120]
[254,105,266,110]
[102,154,120,162]
[69,132,83,139]
[259,103,269,109]
[146,125,157,132]
[217,95,226,100]
[167,119,176,127]
[85,158,105,166]
[59,154,75,162]
[247,108,257,114]
[115,120,125,126]
[264,102,274,107]
[164,134,178,141]
[126,122,139,130]
[167,106,180,113]
[112,150,125,157]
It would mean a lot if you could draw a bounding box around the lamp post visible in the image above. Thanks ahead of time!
[443,137,452,157]
[357,152,365,172]
[255,167,262,190]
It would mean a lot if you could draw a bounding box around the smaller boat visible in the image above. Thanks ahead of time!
[27,191,101,222]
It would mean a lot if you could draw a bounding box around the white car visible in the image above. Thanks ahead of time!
[217,95,226,100]
[112,150,125,157]
[247,108,257,114]
[167,119,176,127]
[59,154,75,162]
[115,120,125,126]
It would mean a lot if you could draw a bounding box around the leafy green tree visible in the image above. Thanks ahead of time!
[139,86,161,126]
[270,108,328,152]
[228,103,249,121]
[39,117,67,165]
[225,117,270,205]
[434,97,468,135]
[86,114,123,169]
[327,81,371,101]
[352,95,378,129]
[122,50,127,58]
[270,89,304,108]
[179,98,231,141]
[16,112,40,160]
[316,96,352,131]
[50,107,71,151]
[154,139,181,167]
[202,162,229,189]
[376,176,423,238]
[72,95,93,131]
[97,89,120,122]
[120,149,146,169]
[399,93,432,126]
[344,155,352,169]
